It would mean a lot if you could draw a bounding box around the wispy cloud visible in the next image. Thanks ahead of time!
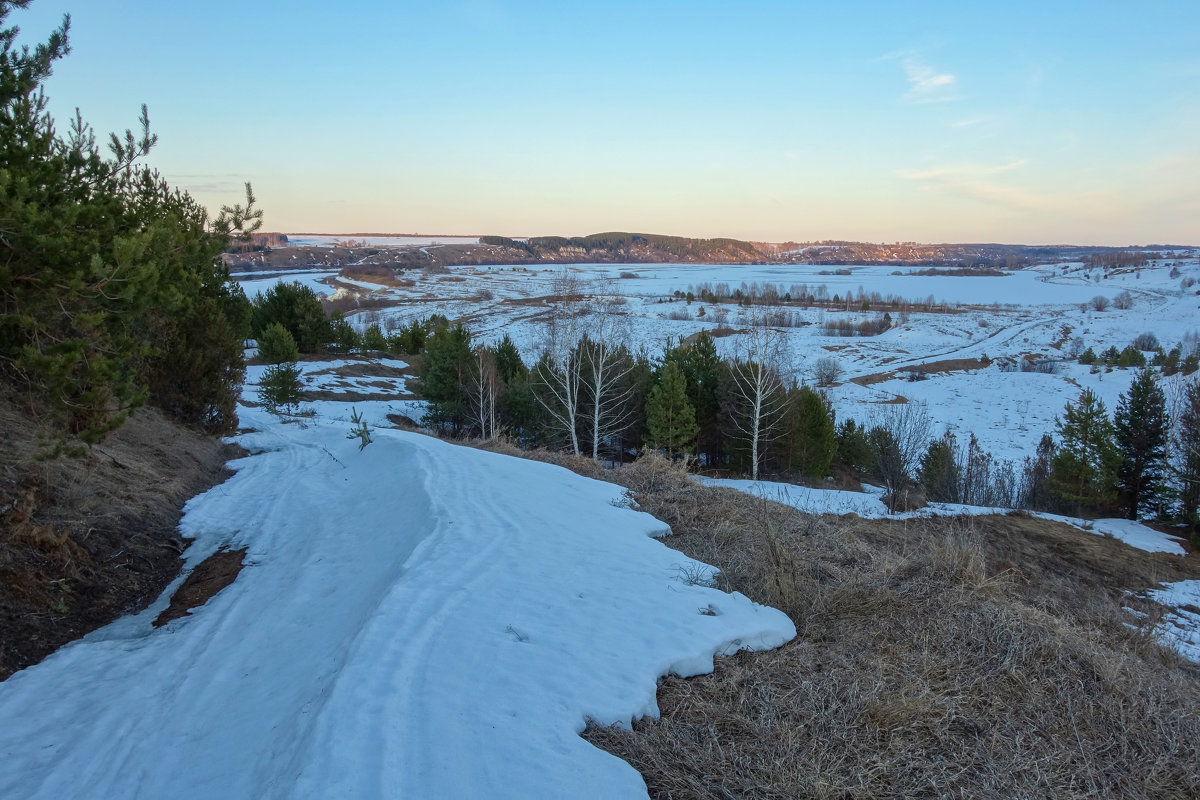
[896,159,1046,211]
[899,55,960,104]
[951,116,988,129]
[898,159,1026,183]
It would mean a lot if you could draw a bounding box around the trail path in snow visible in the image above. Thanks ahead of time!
[0,407,793,799]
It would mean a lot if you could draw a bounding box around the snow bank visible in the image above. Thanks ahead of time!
[0,403,793,798]
[699,476,1189,555]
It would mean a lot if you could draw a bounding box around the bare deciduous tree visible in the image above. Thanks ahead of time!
[469,347,500,440]
[727,324,788,480]
[534,272,638,460]
[870,401,933,512]
[813,356,843,388]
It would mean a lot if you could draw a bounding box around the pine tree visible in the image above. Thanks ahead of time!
[329,311,360,353]
[1048,389,1119,514]
[921,431,960,502]
[257,323,299,364]
[644,362,699,456]
[1177,379,1200,533]
[836,418,872,473]
[777,385,837,480]
[250,282,330,355]
[0,7,251,440]
[362,323,387,352]
[493,334,526,383]
[418,323,473,434]
[257,363,303,414]
[1113,368,1168,519]
[676,331,723,464]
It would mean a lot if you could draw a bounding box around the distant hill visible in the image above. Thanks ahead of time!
[757,241,1197,268]
[480,232,765,264]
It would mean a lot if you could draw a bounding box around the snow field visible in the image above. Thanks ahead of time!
[0,384,793,798]
[233,256,1200,485]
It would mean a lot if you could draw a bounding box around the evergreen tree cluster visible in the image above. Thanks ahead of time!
[1031,370,1200,530]
[0,4,259,441]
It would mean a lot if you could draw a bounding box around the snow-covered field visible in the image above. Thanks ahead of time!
[235,253,1200,468]
[0,368,793,799]
[233,268,341,300]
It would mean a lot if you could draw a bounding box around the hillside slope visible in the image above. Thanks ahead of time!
[0,401,792,798]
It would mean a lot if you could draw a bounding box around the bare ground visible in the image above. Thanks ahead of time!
[0,392,240,680]
[153,548,247,628]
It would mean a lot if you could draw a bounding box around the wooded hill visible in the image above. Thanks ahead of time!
[480,232,765,264]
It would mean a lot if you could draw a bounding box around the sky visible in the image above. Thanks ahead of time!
[11,1,1200,244]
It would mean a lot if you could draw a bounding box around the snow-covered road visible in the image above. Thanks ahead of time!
[0,406,793,799]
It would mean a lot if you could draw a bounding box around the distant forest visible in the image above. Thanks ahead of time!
[226,232,1197,272]
[479,232,765,264]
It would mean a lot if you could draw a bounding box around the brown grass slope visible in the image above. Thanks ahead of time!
[477,444,1200,799]
[0,391,239,680]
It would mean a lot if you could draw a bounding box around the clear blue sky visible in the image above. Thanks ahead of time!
[13,0,1200,244]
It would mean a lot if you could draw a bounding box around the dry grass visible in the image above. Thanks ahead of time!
[475,444,1200,798]
[0,391,239,679]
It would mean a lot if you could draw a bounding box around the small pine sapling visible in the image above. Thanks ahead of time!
[347,407,372,450]
[257,363,303,414]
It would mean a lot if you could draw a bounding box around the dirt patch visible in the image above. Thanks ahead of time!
[871,393,909,404]
[302,389,413,403]
[153,548,246,627]
[318,362,409,379]
[852,356,985,386]
[0,392,239,680]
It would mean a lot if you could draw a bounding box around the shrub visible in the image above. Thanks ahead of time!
[1131,332,1160,351]
[813,356,842,387]
[1117,345,1146,368]
[1090,295,1111,311]
[1111,290,1134,310]
[257,323,299,364]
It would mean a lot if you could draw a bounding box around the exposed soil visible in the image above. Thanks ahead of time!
[0,392,240,680]
[153,548,247,628]
[851,356,985,386]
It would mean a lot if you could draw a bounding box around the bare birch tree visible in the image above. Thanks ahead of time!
[727,324,788,480]
[534,272,639,460]
[532,269,590,454]
[469,346,500,440]
[534,347,584,455]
